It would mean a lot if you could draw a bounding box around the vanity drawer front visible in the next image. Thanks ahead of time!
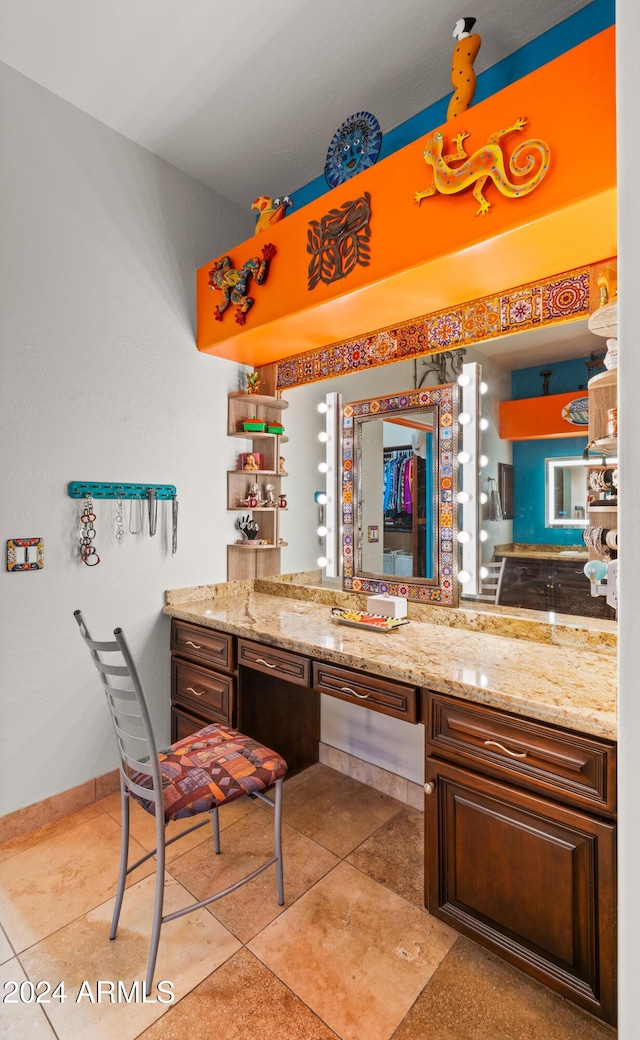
[426,693,615,815]
[313,662,418,723]
[172,659,234,724]
[237,638,311,687]
[171,620,233,672]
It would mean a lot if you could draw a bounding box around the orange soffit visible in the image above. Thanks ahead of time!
[499,392,589,441]
[196,27,616,368]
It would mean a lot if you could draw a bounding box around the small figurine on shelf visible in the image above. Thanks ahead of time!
[279,456,286,474]
[246,371,261,394]
[243,452,260,471]
[237,515,259,541]
[278,493,287,509]
[241,482,265,507]
[264,484,277,507]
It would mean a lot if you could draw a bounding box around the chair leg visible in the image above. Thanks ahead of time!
[110,785,130,940]
[212,805,220,854]
[274,778,284,906]
[145,808,167,994]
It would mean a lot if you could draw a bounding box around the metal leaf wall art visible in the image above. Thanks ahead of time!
[307,192,371,290]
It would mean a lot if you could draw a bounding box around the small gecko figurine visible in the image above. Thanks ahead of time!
[414,117,551,217]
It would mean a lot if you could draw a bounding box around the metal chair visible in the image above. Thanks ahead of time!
[477,558,507,604]
[74,610,287,991]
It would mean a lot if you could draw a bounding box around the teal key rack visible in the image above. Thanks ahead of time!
[68,482,177,499]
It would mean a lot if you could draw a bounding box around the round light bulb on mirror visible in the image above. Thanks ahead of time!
[317,525,328,537]
[458,412,471,425]
[317,556,328,568]
[480,492,488,504]
[480,382,488,395]
[317,402,328,414]
[479,417,489,430]
[318,461,328,473]
[480,529,489,542]
[456,491,470,504]
[480,566,489,580]
[480,454,488,467]
[315,492,328,505]
[457,531,471,543]
[457,373,471,387]
[457,570,471,584]
[318,431,329,443]
[457,450,471,465]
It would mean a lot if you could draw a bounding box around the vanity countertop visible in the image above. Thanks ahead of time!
[164,578,617,741]
[495,547,589,562]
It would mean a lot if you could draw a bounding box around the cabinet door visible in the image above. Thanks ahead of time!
[425,757,617,1025]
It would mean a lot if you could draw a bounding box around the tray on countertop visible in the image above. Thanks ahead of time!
[330,607,410,632]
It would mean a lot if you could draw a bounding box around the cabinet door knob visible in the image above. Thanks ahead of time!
[484,739,527,759]
[185,641,202,649]
[424,782,435,795]
[255,657,277,669]
[186,686,205,697]
[340,685,370,699]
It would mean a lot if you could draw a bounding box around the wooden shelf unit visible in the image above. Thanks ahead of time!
[227,391,288,580]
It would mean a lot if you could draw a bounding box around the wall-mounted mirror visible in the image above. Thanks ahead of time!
[545,456,588,528]
[342,384,458,605]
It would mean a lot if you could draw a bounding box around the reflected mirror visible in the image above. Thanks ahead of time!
[343,385,458,605]
[545,456,588,528]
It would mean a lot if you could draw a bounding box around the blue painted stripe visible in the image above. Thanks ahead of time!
[291,0,614,211]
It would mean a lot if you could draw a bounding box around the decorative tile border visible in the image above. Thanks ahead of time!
[276,264,592,390]
[342,385,457,605]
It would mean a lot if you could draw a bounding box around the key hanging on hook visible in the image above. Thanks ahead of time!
[147,488,158,537]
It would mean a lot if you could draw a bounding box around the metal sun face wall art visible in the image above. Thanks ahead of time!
[324,112,382,189]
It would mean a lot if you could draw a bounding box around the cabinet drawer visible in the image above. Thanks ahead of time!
[172,706,209,744]
[237,638,310,687]
[171,620,233,672]
[426,692,615,815]
[313,662,418,723]
[171,659,233,724]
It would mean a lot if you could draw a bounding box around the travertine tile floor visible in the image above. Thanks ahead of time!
[0,764,615,1040]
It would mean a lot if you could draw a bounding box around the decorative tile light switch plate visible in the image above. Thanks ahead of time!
[7,538,44,571]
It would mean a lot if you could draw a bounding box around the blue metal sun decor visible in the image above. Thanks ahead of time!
[324,112,382,188]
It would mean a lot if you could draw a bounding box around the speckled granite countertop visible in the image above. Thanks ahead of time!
[164,577,617,741]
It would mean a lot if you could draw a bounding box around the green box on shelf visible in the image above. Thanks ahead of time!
[267,424,285,435]
[242,419,268,432]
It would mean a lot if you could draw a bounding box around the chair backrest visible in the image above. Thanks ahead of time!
[74,610,164,813]
[477,558,506,604]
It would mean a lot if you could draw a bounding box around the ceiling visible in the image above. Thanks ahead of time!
[0,0,593,209]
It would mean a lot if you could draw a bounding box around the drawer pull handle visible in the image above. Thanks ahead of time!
[255,657,277,669]
[186,686,205,697]
[484,739,527,759]
[424,782,435,795]
[185,641,202,649]
[340,685,370,700]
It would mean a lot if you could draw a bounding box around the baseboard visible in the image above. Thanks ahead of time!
[0,769,120,845]
[319,742,424,811]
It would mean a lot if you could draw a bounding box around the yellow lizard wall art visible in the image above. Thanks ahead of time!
[414,117,551,217]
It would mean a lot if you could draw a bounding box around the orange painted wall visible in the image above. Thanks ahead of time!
[499,392,588,441]
[196,28,616,367]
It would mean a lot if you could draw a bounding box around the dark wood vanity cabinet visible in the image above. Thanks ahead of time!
[170,620,235,740]
[424,692,617,1025]
[497,555,615,619]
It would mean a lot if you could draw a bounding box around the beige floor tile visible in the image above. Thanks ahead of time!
[391,936,615,1040]
[282,764,404,857]
[0,957,58,1038]
[138,947,340,1040]
[0,813,153,952]
[0,803,105,864]
[170,808,339,943]
[0,927,13,966]
[249,860,457,1040]
[347,806,424,908]
[98,790,258,862]
[20,872,241,1040]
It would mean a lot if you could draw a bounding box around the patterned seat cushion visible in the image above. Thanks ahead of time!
[129,722,287,822]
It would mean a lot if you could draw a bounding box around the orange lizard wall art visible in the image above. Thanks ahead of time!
[414,117,551,217]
